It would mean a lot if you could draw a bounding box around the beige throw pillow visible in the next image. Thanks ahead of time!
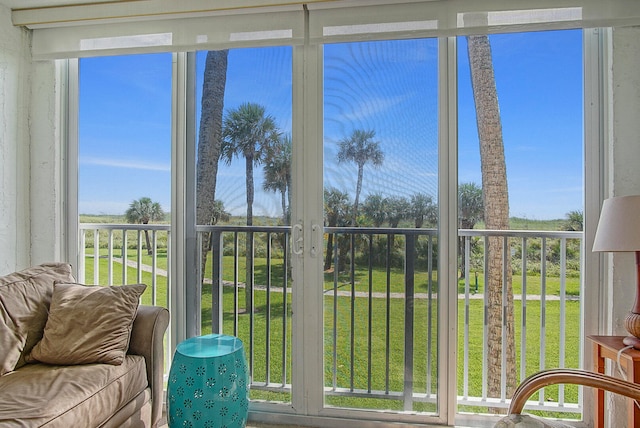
[0,263,75,374]
[28,283,146,366]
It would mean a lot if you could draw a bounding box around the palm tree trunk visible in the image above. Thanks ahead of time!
[467,34,516,408]
[280,190,287,224]
[196,50,228,284]
[324,230,334,271]
[245,155,255,311]
[353,165,364,225]
[144,229,152,256]
[457,236,464,280]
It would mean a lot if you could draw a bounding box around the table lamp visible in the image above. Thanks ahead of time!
[593,195,640,349]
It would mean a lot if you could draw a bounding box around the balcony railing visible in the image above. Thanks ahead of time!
[79,223,583,417]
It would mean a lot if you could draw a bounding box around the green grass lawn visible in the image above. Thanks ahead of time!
[86,246,580,298]
[84,252,582,416]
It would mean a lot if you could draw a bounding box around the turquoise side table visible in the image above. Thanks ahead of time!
[167,334,249,428]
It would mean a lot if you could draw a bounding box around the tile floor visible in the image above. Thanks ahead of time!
[159,413,301,428]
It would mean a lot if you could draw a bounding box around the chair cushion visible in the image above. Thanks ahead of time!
[0,355,148,427]
[0,263,75,374]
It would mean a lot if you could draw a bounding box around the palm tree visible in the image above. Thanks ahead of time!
[467,33,516,406]
[323,187,350,271]
[221,102,280,226]
[125,197,165,255]
[410,193,437,228]
[386,196,410,248]
[336,129,384,225]
[362,193,387,227]
[386,196,410,229]
[221,102,280,311]
[458,182,484,229]
[263,135,292,225]
[196,50,228,284]
[562,210,583,231]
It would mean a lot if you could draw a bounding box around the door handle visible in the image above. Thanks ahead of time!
[292,223,303,255]
[310,224,321,258]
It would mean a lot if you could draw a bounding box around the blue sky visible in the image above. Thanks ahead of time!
[458,30,583,219]
[79,54,172,215]
[79,29,582,220]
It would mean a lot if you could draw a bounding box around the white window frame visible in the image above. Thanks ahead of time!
[59,4,611,426]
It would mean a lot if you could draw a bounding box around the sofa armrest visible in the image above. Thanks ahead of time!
[128,305,170,428]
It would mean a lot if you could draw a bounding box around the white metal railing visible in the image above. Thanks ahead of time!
[78,223,583,417]
[458,229,582,414]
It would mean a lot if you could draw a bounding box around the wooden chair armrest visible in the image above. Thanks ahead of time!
[509,368,640,414]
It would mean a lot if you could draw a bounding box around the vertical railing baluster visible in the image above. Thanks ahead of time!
[152,230,157,305]
[165,229,172,374]
[196,231,203,337]
[539,237,547,404]
[350,233,356,391]
[501,236,509,402]
[426,234,434,397]
[385,232,391,394]
[93,229,99,284]
[482,235,489,401]
[248,230,255,383]
[233,232,239,335]
[137,230,143,284]
[332,231,339,391]
[122,230,128,285]
[282,230,289,387]
[559,237,567,406]
[79,229,86,283]
[108,229,114,285]
[521,237,528,382]
[463,236,471,399]
[404,234,415,411]
[166,230,171,306]
[211,230,223,334]
[266,232,272,386]
[366,234,373,393]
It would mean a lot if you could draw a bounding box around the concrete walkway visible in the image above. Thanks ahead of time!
[113,257,576,301]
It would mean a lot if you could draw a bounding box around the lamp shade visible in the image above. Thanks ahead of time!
[593,195,640,252]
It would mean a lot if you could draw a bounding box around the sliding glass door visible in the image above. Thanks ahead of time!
[321,38,441,417]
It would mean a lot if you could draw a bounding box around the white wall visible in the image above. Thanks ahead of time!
[0,5,32,274]
[0,4,61,275]
[604,25,640,427]
[609,25,640,335]
[29,59,64,267]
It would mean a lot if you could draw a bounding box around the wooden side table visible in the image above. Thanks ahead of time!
[588,335,640,428]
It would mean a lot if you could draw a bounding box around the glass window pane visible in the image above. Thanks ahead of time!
[457,29,583,417]
[78,53,172,299]
[195,47,293,405]
[323,38,440,415]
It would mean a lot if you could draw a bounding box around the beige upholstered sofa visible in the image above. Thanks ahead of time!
[0,262,170,427]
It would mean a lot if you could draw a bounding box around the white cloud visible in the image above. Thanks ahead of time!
[342,95,407,122]
[80,156,170,172]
